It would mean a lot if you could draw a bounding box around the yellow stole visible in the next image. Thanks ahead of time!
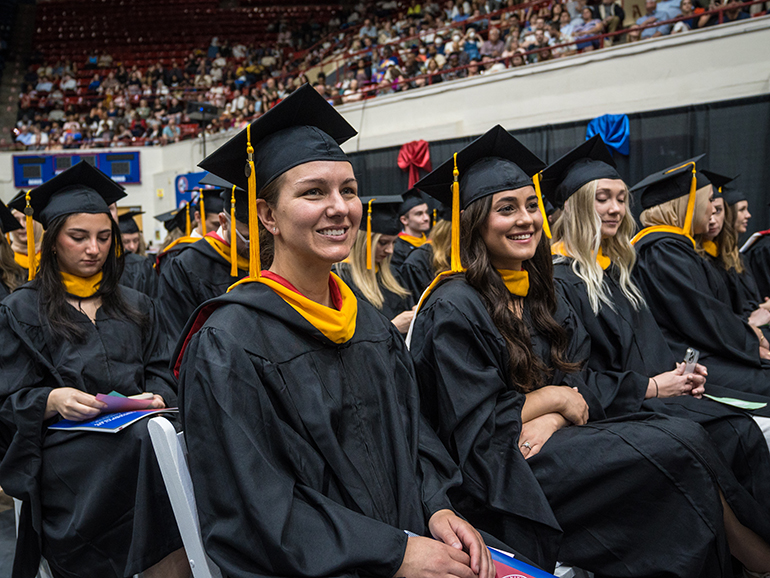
[161,236,198,254]
[702,240,719,257]
[60,271,103,298]
[229,272,358,344]
[14,251,39,271]
[496,269,530,296]
[551,242,611,270]
[399,233,429,248]
[630,225,696,251]
[203,235,249,271]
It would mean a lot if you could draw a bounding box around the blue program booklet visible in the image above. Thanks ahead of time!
[48,408,178,433]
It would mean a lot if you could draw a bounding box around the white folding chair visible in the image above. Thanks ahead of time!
[148,416,223,578]
[13,498,54,578]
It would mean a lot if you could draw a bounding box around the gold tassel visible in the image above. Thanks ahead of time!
[432,208,437,228]
[199,193,206,236]
[24,190,36,280]
[246,124,260,278]
[366,198,375,270]
[665,162,698,238]
[230,186,238,277]
[185,202,191,237]
[533,172,551,239]
[450,153,462,273]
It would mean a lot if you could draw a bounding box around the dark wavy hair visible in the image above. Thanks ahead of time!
[34,213,148,342]
[460,194,581,392]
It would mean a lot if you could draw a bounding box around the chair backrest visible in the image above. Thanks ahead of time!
[148,416,223,578]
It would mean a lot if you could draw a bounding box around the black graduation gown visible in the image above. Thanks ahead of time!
[174,280,492,578]
[334,262,414,323]
[0,280,10,301]
[745,233,770,300]
[119,252,157,298]
[553,259,770,506]
[156,239,247,356]
[409,275,770,577]
[390,236,420,271]
[399,244,435,302]
[0,284,181,578]
[633,231,770,397]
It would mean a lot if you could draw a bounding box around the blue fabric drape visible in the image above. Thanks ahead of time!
[587,114,630,155]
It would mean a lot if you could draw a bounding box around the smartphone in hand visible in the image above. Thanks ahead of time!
[683,347,700,374]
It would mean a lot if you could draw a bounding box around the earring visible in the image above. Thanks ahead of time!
[273,227,276,232]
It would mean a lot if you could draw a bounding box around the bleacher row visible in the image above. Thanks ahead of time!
[33,0,342,66]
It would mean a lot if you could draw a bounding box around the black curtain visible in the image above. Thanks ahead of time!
[348,94,770,237]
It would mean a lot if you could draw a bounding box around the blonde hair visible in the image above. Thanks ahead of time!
[0,235,26,292]
[160,228,183,250]
[552,179,645,314]
[348,230,410,309]
[429,219,451,275]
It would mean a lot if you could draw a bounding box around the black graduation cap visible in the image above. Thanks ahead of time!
[0,200,22,234]
[118,209,143,235]
[360,195,403,236]
[198,83,357,193]
[415,125,545,209]
[154,208,186,233]
[700,170,739,203]
[220,188,249,224]
[7,161,126,229]
[198,172,237,189]
[398,188,427,217]
[539,135,621,209]
[192,188,226,216]
[723,187,747,207]
[630,155,710,210]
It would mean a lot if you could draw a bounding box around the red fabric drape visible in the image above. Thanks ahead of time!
[397,140,432,188]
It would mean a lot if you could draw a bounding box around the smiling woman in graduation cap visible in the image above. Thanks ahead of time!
[0,161,186,578]
[0,200,26,299]
[173,84,498,578]
[409,125,770,577]
[334,195,415,333]
[631,157,770,399]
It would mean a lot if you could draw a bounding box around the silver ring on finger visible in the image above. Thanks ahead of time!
[521,441,531,450]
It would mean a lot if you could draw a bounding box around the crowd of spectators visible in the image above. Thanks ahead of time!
[12,0,763,151]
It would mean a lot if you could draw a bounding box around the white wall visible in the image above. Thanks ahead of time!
[2,17,768,242]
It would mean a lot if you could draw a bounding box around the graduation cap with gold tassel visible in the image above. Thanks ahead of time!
[8,161,126,280]
[630,154,709,247]
[197,84,357,282]
[416,125,547,278]
[359,196,403,270]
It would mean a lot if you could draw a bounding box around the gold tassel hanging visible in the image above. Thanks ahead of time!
[533,172,551,239]
[185,202,192,237]
[199,192,207,236]
[432,208,437,228]
[24,190,36,280]
[230,186,238,277]
[450,153,462,273]
[246,124,260,278]
[681,164,697,237]
[366,198,375,270]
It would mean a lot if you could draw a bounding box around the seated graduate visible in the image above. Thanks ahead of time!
[741,196,770,301]
[542,137,770,497]
[334,196,416,334]
[409,125,770,577]
[391,188,432,270]
[699,172,770,325]
[630,157,770,398]
[154,205,188,253]
[6,204,43,279]
[153,199,199,271]
[116,208,157,297]
[156,182,249,355]
[0,200,27,300]
[400,204,452,302]
[0,161,186,578]
[174,85,497,578]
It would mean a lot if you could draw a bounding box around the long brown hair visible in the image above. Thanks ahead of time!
[34,214,147,342]
[0,235,26,292]
[429,219,452,274]
[461,194,581,392]
[718,202,745,273]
